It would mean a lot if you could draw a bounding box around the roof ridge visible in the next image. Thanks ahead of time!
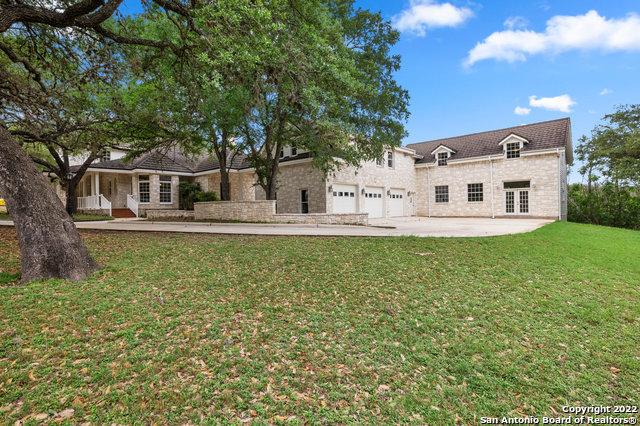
[406,117,570,147]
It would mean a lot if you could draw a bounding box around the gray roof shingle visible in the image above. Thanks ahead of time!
[407,118,572,164]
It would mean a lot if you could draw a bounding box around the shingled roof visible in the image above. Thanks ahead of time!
[75,147,313,174]
[407,118,572,164]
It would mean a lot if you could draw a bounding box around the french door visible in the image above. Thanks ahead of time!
[505,190,529,214]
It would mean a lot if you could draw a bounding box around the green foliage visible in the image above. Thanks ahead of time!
[576,104,640,186]
[178,181,202,210]
[568,183,640,230]
[194,191,219,202]
[179,181,218,209]
[1,222,639,422]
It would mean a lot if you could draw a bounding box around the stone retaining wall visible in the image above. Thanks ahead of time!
[195,201,276,222]
[194,200,368,225]
[274,213,367,226]
[146,209,195,220]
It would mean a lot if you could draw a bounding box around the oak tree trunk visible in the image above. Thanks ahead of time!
[0,126,99,283]
[65,179,78,215]
[219,170,231,201]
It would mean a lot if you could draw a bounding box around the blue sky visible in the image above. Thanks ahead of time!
[357,0,640,182]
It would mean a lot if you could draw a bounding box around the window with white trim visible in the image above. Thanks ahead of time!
[387,151,394,168]
[279,148,284,158]
[467,183,483,202]
[138,175,150,203]
[159,175,172,203]
[437,152,448,166]
[376,155,384,167]
[291,147,297,156]
[435,185,449,203]
[99,149,111,162]
[506,142,521,159]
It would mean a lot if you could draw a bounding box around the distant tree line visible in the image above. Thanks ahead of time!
[570,105,640,230]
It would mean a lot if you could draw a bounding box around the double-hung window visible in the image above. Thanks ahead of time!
[467,183,483,202]
[159,175,172,203]
[387,151,394,168]
[138,175,150,203]
[435,185,449,203]
[506,142,521,159]
[291,147,297,156]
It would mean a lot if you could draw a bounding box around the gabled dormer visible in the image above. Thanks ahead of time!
[498,134,529,159]
[430,145,456,166]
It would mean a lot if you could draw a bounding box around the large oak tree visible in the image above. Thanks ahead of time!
[0,0,193,282]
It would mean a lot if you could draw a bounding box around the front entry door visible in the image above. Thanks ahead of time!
[506,190,529,214]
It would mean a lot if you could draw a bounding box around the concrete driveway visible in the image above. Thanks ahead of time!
[368,217,553,237]
[0,217,552,238]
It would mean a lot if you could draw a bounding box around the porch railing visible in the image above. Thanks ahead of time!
[77,194,112,217]
[127,194,139,218]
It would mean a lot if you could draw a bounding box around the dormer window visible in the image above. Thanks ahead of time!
[430,145,455,166]
[437,152,448,166]
[499,134,528,159]
[506,142,521,159]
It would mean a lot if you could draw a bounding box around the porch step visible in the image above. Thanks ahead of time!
[112,208,137,218]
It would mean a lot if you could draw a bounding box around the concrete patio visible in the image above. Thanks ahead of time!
[0,217,553,237]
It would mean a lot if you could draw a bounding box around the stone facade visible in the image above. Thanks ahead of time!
[415,150,565,219]
[254,162,328,214]
[326,149,418,217]
[132,174,180,216]
[195,172,256,201]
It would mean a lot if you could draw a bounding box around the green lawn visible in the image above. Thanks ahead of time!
[0,212,113,222]
[0,222,638,423]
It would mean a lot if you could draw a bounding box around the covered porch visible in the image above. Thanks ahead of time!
[76,171,139,217]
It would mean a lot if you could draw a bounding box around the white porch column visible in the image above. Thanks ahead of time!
[93,173,100,195]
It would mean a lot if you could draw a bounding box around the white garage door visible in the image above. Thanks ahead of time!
[389,188,405,217]
[332,184,357,213]
[363,186,384,218]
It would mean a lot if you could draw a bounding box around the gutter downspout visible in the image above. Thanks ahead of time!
[490,159,495,219]
[426,165,431,218]
[557,148,562,221]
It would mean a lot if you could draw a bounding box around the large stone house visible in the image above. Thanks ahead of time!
[67,118,572,219]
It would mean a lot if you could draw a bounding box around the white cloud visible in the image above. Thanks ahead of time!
[504,16,529,30]
[393,1,474,37]
[599,88,613,95]
[465,10,640,66]
[529,94,576,113]
[514,106,531,115]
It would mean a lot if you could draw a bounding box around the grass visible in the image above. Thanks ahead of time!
[0,222,638,424]
[0,212,112,222]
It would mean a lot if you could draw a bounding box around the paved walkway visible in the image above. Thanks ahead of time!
[0,217,552,238]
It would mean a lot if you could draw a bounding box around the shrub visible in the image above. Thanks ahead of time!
[194,191,219,202]
[568,183,640,230]
[179,181,202,210]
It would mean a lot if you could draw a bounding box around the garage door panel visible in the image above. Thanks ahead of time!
[389,189,404,217]
[364,186,384,218]
[332,184,357,213]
